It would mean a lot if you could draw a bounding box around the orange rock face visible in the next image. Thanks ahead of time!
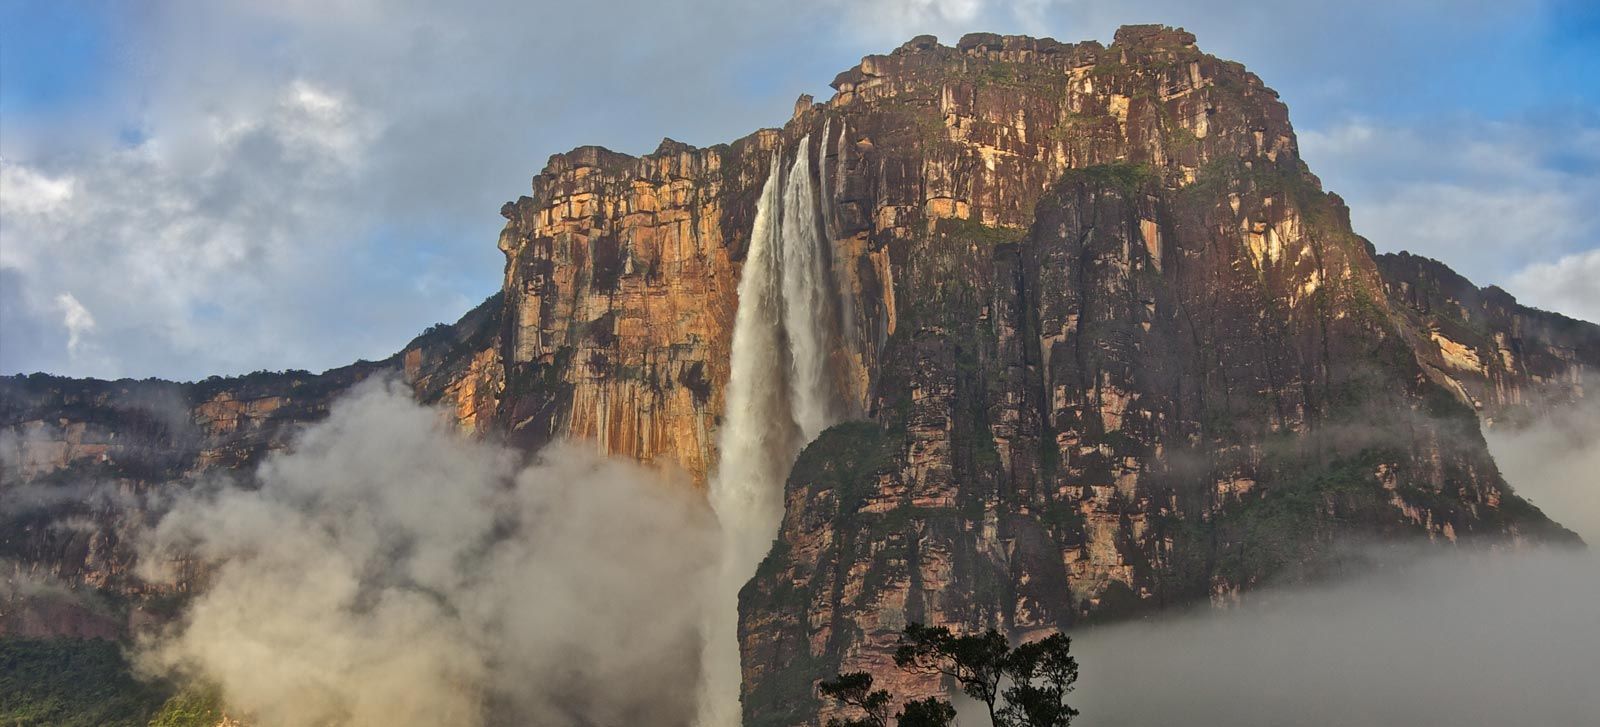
[494,137,786,484]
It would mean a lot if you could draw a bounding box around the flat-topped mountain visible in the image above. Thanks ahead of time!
[2,25,1595,726]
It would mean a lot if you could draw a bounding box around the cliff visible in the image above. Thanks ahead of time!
[1,23,1596,726]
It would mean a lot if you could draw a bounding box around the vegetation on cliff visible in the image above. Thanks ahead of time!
[821,624,1080,727]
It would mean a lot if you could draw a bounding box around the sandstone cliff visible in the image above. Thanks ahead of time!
[1,23,1596,727]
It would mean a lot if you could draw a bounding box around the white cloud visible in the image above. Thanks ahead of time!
[1507,248,1600,324]
[1300,114,1600,322]
[1,80,386,378]
[1,0,1590,377]
[836,0,991,41]
[0,162,75,219]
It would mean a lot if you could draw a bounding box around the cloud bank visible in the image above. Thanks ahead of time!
[135,380,717,727]
[1070,548,1600,726]
[1062,398,1600,726]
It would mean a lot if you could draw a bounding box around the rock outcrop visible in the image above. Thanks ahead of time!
[1377,251,1599,425]
[1,23,1595,727]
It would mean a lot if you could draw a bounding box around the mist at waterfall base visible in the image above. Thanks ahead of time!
[698,133,848,726]
[1062,401,1600,727]
[135,379,718,727]
[132,130,848,727]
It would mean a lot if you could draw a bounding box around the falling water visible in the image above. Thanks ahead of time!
[697,150,798,727]
[780,137,840,441]
[697,133,847,726]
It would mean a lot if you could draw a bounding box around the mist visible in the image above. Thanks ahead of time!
[1484,400,1600,542]
[134,379,718,727]
[1062,400,1600,726]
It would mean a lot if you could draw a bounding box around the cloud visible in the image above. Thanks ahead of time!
[2,0,1591,377]
[0,80,393,378]
[53,292,95,359]
[1068,547,1600,726]
[133,379,718,727]
[1054,391,1600,726]
[1507,248,1600,324]
[1485,399,1600,541]
[1299,113,1600,323]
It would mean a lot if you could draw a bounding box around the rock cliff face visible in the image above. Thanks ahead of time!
[728,28,1593,724]
[1377,251,1598,425]
[1,23,1596,726]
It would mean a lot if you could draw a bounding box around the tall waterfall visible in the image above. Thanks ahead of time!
[697,137,844,726]
[780,137,840,440]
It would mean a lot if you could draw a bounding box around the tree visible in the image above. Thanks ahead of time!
[819,624,1081,727]
[897,697,958,727]
[819,672,892,727]
[894,623,1010,724]
[819,673,958,727]
[998,634,1080,727]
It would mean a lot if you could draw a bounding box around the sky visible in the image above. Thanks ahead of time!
[1,0,1596,380]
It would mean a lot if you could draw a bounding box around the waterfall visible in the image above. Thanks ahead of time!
[819,119,834,240]
[697,135,847,726]
[780,137,840,441]
[697,151,796,727]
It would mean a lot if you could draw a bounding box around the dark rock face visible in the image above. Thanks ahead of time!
[733,29,1589,724]
[0,22,1595,726]
[1376,251,1600,425]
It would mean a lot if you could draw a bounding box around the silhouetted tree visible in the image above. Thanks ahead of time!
[897,697,958,727]
[819,672,892,727]
[998,633,1080,727]
[819,673,959,727]
[821,624,1080,727]
[894,623,1009,723]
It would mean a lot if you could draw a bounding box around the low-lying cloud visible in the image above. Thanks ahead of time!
[1484,400,1600,542]
[1070,548,1599,726]
[1063,399,1600,726]
[134,379,718,727]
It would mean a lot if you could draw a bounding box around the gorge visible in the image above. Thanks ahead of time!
[3,24,1598,727]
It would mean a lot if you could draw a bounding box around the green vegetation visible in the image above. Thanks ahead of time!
[934,217,1027,247]
[148,685,225,727]
[1154,448,1400,596]
[791,420,901,513]
[0,639,170,727]
[1058,162,1152,194]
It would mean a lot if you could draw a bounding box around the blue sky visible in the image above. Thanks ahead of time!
[1,0,1597,379]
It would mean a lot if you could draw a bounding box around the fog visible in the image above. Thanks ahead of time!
[1064,401,1600,726]
[1484,401,1600,542]
[134,379,718,727]
[127,378,1600,726]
